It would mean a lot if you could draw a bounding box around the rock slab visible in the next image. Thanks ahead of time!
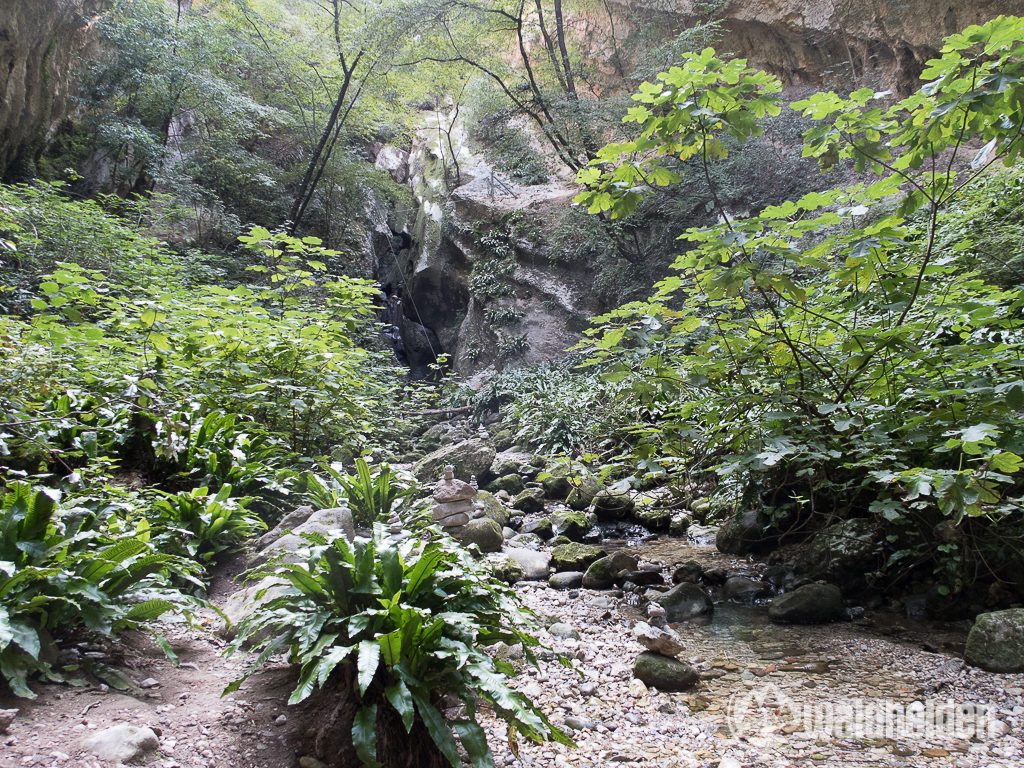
[634,621,685,657]
[81,724,160,763]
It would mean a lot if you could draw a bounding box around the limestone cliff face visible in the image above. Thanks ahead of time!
[623,0,1020,94]
[0,0,109,180]
[375,113,605,379]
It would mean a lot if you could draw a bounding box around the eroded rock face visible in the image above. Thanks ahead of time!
[1,1,109,179]
[616,1,1020,95]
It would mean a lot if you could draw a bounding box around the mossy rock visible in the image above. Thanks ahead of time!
[669,514,691,536]
[540,465,573,500]
[512,487,545,514]
[964,608,1024,672]
[454,518,504,553]
[566,476,601,511]
[476,490,510,528]
[591,488,634,520]
[550,509,591,542]
[551,542,606,572]
[492,456,525,476]
[488,473,525,495]
[492,556,525,585]
[633,652,699,692]
[549,535,572,547]
[492,429,516,451]
[521,517,553,539]
[582,551,638,590]
[633,508,671,532]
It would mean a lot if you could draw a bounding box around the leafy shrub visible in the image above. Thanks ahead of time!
[153,406,295,497]
[0,482,199,697]
[572,20,1024,594]
[227,525,571,766]
[151,484,265,562]
[303,458,418,528]
[475,359,634,456]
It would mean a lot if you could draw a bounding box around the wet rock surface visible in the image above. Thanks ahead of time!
[768,582,845,625]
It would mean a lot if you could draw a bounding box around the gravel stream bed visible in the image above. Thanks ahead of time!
[479,540,1024,768]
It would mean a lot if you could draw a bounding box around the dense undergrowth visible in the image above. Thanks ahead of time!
[0,180,570,765]
[0,181,409,691]
[485,18,1024,603]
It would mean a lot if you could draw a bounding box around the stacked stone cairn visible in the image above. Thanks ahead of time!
[631,617,699,692]
[432,464,483,531]
[388,508,409,542]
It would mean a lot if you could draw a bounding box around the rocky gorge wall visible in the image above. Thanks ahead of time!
[0,0,110,180]
[620,0,1021,94]
[373,2,1022,378]
[374,113,609,380]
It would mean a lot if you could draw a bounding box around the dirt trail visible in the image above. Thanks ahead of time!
[0,555,305,768]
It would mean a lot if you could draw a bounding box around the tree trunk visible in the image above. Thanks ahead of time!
[287,56,359,233]
[552,0,576,98]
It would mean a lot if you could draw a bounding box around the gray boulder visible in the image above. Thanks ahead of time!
[715,508,769,554]
[257,504,315,550]
[723,576,770,603]
[633,652,699,691]
[672,561,704,584]
[258,507,355,565]
[414,439,495,482]
[768,583,844,624]
[633,508,671,532]
[582,551,639,590]
[964,609,1024,673]
[454,518,504,553]
[548,571,584,590]
[221,575,289,637]
[503,547,551,580]
[798,518,881,586]
[492,455,527,476]
[591,488,635,521]
[652,582,713,622]
[81,724,160,763]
